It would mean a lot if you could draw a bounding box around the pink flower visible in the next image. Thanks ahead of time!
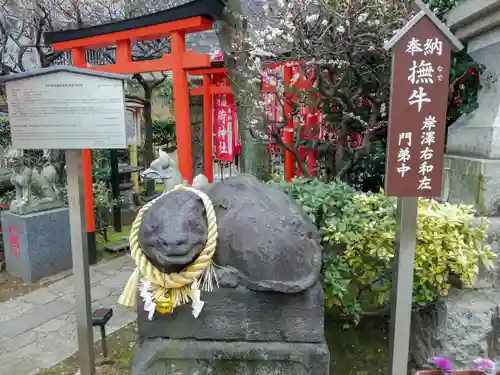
[474,358,495,373]
[427,357,453,373]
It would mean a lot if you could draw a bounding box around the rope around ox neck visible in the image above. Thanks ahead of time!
[118,184,218,309]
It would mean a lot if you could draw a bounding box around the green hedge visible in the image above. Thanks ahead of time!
[273,178,495,323]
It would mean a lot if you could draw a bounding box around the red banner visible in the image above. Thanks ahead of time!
[262,64,282,153]
[213,74,238,162]
[300,65,324,141]
[265,92,280,153]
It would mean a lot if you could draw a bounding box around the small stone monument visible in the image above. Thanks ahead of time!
[119,174,330,374]
[2,147,70,282]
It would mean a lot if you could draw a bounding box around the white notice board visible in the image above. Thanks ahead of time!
[5,71,127,149]
[126,109,137,144]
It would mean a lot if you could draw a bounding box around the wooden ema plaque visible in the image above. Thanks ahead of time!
[385,16,452,197]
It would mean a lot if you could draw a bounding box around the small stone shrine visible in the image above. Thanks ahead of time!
[119,174,329,374]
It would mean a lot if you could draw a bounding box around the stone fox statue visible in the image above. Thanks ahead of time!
[7,148,33,210]
[138,174,322,293]
[141,150,182,191]
[7,147,62,214]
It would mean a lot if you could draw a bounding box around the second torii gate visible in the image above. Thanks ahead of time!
[189,59,318,182]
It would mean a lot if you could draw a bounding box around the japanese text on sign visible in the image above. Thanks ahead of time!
[213,74,240,162]
[9,224,20,260]
[405,37,443,113]
[405,36,441,191]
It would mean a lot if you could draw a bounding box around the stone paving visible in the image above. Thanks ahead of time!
[0,256,136,375]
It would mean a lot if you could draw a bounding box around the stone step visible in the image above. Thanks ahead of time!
[104,239,130,253]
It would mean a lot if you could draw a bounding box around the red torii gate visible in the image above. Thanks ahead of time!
[44,0,319,254]
[44,0,225,256]
[189,59,317,182]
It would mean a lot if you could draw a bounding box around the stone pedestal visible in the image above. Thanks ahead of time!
[133,339,330,375]
[133,283,330,374]
[1,208,72,282]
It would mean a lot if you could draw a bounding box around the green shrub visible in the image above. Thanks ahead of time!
[273,178,496,323]
[152,119,176,152]
[0,117,10,148]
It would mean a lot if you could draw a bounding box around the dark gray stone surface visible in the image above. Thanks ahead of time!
[138,283,325,343]
[132,338,330,375]
[139,175,322,293]
[2,208,72,282]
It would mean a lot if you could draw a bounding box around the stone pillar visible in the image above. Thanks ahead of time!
[442,1,500,215]
[411,1,500,368]
[189,92,204,177]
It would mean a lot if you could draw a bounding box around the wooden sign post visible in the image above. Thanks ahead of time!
[383,2,463,375]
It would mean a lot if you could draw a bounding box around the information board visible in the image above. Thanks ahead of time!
[5,71,127,149]
[126,108,137,144]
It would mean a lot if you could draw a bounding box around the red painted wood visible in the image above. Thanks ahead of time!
[190,85,232,96]
[283,65,295,182]
[203,74,213,182]
[171,31,194,183]
[50,17,213,51]
[72,47,95,233]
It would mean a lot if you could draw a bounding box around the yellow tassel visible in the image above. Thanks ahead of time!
[171,287,190,307]
[118,268,140,307]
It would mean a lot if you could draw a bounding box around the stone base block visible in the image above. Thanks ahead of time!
[9,199,63,216]
[138,283,325,343]
[132,338,330,375]
[1,208,72,282]
[442,154,500,216]
[410,287,500,369]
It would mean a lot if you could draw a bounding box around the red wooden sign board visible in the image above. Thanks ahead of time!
[385,16,454,197]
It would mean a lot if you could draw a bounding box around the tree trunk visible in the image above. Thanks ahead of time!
[142,87,155,195]
[215,0,271,181]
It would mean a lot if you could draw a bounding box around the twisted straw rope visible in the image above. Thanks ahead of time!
[118,184,218,307]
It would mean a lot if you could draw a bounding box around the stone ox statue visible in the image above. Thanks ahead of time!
[133,174,330,375]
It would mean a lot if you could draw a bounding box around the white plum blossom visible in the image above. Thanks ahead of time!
[357,13,368,23]
[306,14,320,24]
[210,0,413,177]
